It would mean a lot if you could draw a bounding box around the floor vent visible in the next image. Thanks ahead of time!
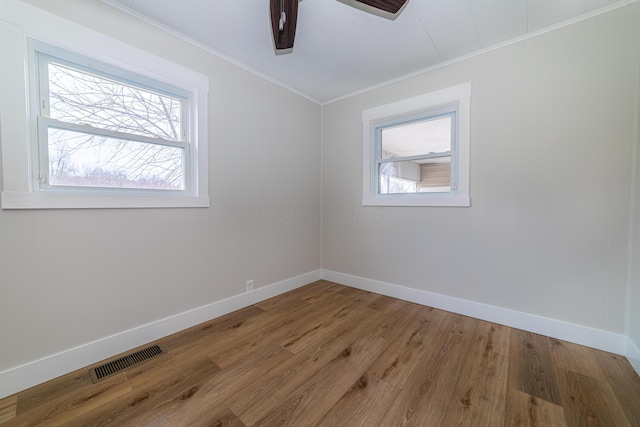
[89,344,164,383]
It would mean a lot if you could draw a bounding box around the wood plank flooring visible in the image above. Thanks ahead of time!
[1,280,639,426]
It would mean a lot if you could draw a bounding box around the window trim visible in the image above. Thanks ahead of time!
[0,8,209,209]
[362,82,471,207]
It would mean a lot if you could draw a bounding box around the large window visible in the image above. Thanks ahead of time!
[362,83,470,207]
[36,48,189,193]
[0,10,208,209]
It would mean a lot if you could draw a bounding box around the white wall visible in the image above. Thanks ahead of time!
[322,4,640,336]
[629,20,640,371]
[630,144,640,372]
[0,0,321,391]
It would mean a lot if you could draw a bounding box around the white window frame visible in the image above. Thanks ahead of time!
[32,42,193,194]
[362,82,471,207]
[0,3,209,209]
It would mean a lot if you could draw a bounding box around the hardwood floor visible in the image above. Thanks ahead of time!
[1,280,639,426]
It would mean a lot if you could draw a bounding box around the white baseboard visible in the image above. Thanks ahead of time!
[0,269,321,400]
[627,337,640,375]
[3,268,637,400]
[321,269,628,357]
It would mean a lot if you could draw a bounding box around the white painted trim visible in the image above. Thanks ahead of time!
[2,268,637,400]
[361,194,470,207]
[362,82,471,207]
[361,83,471,121]
[0,270,321,400]
[0,191,210,209]
[321,269,628,356]
[628,337,640,376]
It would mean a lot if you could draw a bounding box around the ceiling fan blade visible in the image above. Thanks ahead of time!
[352,0,407,14]
[270,0,298,51]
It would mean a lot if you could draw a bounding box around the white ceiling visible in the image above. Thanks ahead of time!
[103,0,628,104]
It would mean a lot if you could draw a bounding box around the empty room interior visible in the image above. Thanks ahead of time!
[1,0,640,425]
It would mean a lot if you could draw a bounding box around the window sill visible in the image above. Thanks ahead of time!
[1,191,210,209]
[362,194,470,207]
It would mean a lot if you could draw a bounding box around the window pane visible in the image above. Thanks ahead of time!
[48,62,183,141]
[48,127,184,190]
[379,160,420,194]
[381,116,451,159]
[418,157,451,193]
[380,175,417,194]
[379,156,451,194]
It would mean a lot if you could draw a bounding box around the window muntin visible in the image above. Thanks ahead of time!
[362,82,470,207]
[376,110,456,195]
[34,45,191,194]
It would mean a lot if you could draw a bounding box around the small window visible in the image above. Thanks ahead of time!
[377,107,455,195]
[362,83,470,207]
[35,45,188,193]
